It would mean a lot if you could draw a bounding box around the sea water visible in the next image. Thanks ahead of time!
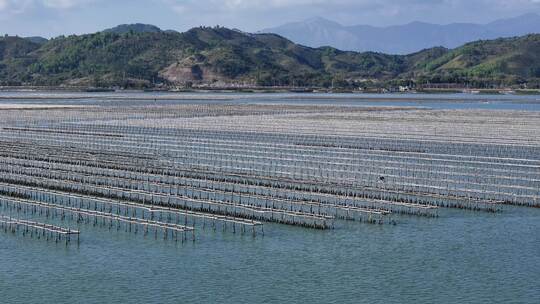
[0,93,539,304]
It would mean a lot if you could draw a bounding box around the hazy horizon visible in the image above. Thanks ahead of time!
[1,0,540,38]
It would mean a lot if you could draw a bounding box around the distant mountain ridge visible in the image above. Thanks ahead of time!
[261,13,540,54]
[23,36,48,44]
[1,26,539,89]
[103,23,163,34]
[103,24,180,35]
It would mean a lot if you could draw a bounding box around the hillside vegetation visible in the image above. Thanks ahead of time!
[1,25,539,88]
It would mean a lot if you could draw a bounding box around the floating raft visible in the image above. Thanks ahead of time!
[0,215,79,245]
[0,103,538,245]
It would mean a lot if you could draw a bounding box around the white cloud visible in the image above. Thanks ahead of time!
[42,0,96,9]
[161,0,540,26]
[0,0,92,13]
[0,0,32,14]
[2,0,540,36]
[163,0,540,12]
[152,0,540,32]
[165,0,361,11]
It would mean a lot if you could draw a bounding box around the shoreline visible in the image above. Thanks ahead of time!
[1,86,539,96]
[0,91,539,104]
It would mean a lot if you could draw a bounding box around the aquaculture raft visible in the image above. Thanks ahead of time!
[0,102,538,244]
[0,215,80,245]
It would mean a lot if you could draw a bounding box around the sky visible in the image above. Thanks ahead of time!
[1,0,540,37]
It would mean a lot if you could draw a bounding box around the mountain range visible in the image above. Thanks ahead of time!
[1,24,539,89]
[260,13,540,54]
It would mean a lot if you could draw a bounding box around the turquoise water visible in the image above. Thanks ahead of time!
[1,93,540,303]
[1,207,539,304]
[2,91,540,111]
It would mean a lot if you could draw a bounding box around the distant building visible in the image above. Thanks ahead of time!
[420,83,467,89]
[399,86,411,92]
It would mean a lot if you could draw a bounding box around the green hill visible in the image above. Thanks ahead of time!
[24,36,48,45]
[413,35,540,86]
[103,24,163,34]
[0,36,42,85]
[0,26,539,88]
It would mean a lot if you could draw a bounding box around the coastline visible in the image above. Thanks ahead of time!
[1,85,539,96]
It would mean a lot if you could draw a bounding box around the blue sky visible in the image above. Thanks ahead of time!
[1,0,540,37]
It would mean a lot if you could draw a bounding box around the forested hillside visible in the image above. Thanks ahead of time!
[1,25,539,89]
